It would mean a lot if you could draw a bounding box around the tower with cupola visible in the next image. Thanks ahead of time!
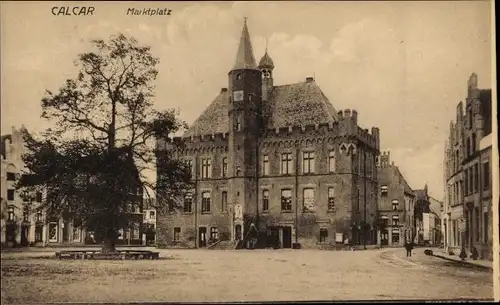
[258,41,274,102]
[227,19,263,239]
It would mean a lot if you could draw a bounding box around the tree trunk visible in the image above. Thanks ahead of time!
[101,229,117,253]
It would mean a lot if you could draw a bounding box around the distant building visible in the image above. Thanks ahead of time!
[414,185,430,245]
[443,73,492,260]
[426,197,442,245]
[376,151,415,247]
[156,20,381,249]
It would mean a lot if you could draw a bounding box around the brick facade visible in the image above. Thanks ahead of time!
[443,73,492,260]
[156,21,380,249]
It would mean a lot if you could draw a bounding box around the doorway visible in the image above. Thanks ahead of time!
[20,226,29,246]
[199,227,207,248]
[235,224,242,241]
[63,222,69,242]
[282,226,292,249]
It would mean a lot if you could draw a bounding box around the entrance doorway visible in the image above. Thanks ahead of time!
[381,230,389,246]
[282,226,292,249]
[199,227,207,248]
[235,224,242,241]
[63,222,69,242]
[20,226,29,246]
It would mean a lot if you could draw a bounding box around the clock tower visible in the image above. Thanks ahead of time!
[228,18,262,241]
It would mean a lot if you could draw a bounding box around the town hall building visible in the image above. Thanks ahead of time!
[156,20,381,249]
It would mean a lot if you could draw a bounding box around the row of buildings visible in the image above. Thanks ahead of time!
[1,20,445,250]
[442,73,493,260]
[0,126,158,247]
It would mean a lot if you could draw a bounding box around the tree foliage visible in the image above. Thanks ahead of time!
[16,34,193,250]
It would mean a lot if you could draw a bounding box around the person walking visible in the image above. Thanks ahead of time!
[405,241,414,257]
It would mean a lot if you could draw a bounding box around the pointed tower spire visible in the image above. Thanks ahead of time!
[233,17,258,70]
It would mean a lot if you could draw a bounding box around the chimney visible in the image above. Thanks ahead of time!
[221,88,228,93]
[306,77,314,83]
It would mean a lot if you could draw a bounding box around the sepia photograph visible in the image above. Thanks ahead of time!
[0,0,497,303]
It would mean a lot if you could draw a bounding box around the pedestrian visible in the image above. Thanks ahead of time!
[405,241,414,257]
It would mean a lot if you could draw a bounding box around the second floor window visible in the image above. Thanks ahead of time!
[329,150,336,172]
[222,158,228,178]
[201,158,212,179]
[302,152,315,174]
[221,191,228,212]
[262,155,269,176]
[262,190,269,212]
[7,206,14,221]
[149,211,155,219]
[474,163,479,192]
[328,187,335,211]
[281,153,293,175]
[7,189,14,201]
[183,193,193,213]
[186,160,193,176]
[303,188,315,212]
[392,215,399,226]
[392,199,399,211]
[483,162,490,190]
[381,185,388,197]
[236,117,241,131]
[35,192,42,203]
[36,211,42,222]
[281,189,292,211]
[202,192,211,213]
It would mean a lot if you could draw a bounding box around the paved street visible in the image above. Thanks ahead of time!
[1,247,493,303]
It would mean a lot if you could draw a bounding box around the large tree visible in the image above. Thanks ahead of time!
[16,34,192,252]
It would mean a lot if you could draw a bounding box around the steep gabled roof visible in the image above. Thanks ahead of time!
[183,81,340,137]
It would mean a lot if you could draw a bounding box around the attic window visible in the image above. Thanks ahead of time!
[381,185,388,196]
[236,74,242,80]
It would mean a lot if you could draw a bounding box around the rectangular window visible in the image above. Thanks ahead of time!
[392,200,399,211]
[201,158,212,179]
[484,212,488,243]
[35,191,42,203]
[464,169,469,195]
[222,158,228,178]
[210,227,219,240]
[281,189,292,211]
[303,188,315,212]
[392,229,400,244]
[35,225,43,242]
[202,192,211,213]
[7,206,14,221]
[167,200,175,213]
[329,150,336,172]
[149,211,155,219]
[183,193,193,213]
[23,206,29,222]
[186,160,193,177]
[302,152,315,174]
[174,227,181,241]
[221,191,228,212]
[381,185,388,196]
[475,207,480,242]
[7,189,14,201]
[36,211,42,222]
[6,172,16,181]
[262,155,270,176]
[483,162,490,190]
[392,215,399,226]
[236,117,241,131]
[262,190,269,212]
[48,222,58,242]
[72,227,82,242]
[474,163,479,192]
[319,228,328,243]
[328,187,335,211]
[281,153,293,175]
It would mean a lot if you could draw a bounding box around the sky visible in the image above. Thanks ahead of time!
[0,1,494,200]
